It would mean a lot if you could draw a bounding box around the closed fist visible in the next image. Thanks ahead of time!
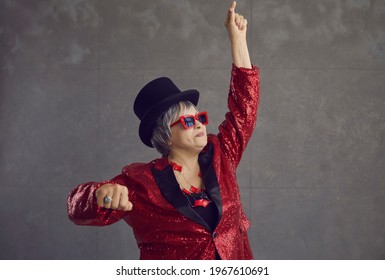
[95,183,133,211]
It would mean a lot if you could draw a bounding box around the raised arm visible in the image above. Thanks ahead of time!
[217,2,260,166]
[225,1,252,69]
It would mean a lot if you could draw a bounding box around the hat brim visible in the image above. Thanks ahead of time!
[139,89,199,147]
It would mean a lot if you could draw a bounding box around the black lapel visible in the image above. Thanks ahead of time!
[198,143,223,224]
[151,165,211,230]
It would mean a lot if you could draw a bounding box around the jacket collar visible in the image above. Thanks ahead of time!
[151,143,222,231]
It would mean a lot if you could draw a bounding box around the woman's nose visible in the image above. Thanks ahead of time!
[194,120,202,128]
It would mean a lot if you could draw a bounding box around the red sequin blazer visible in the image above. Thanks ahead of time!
[67,65,260,260]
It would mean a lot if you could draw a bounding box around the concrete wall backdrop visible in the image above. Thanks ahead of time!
[0,0,384,259]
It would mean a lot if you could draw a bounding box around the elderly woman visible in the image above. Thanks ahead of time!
[67,1,260,260]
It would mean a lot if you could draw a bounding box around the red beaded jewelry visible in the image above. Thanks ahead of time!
[170,161,212,208]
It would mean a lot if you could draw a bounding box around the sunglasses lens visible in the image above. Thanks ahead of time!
[197,113,208,124]
[183,117,195,128]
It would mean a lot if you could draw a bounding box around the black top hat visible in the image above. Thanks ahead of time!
[134,77,199,147]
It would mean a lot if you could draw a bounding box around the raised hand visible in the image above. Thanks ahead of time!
[224,1,252,68]
[225,1,248,42]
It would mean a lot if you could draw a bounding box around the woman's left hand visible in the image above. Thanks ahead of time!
[224,1,248,42]
[224,1,252,68]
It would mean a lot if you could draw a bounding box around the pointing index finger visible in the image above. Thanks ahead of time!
[229,1,236,13]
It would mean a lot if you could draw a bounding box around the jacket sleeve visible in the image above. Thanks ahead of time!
[217,64,260,167]
[67,173,130,226]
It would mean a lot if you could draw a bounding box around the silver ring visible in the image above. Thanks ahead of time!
[103,196,112,204]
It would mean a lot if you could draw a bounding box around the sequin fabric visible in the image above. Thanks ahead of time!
[67,64,260,259]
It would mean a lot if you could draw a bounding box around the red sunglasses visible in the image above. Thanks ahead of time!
[170,111,209,129]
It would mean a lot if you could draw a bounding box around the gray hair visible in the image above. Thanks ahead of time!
[151,101,197,156]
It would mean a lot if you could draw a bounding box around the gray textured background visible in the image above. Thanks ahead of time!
[1,0,384,260]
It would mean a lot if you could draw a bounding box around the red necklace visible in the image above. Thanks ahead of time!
[170,161,211,208]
